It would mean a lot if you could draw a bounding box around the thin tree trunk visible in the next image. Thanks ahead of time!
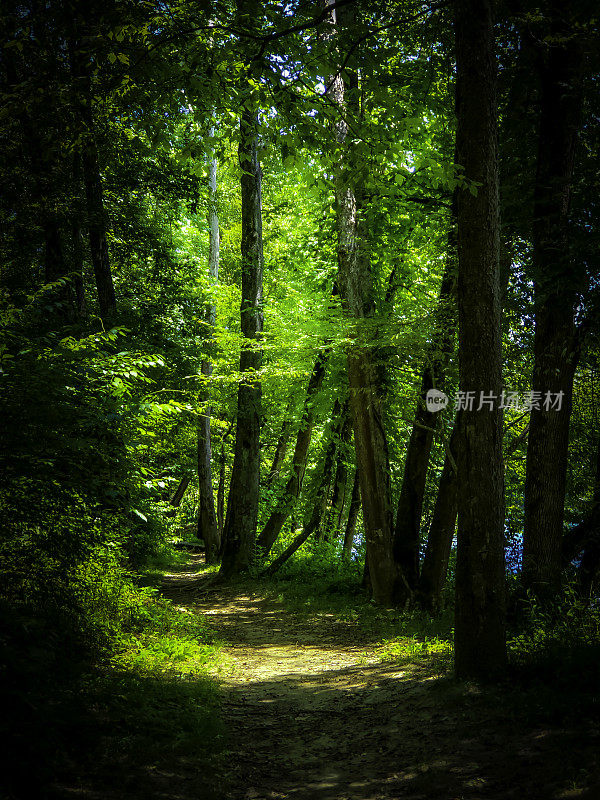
[265,401,294,490]
[217,441,227,539]
[197,406,219,563]
[263,401,345,577]
[522,17,583,599]
[170,475,191,508]
[197,129,220,564]
[418,415,460,614]
[393,198,457,589]
[324,412,352,541]
[71,150,86,317]
[220,36,264,576]
[328,1,407,606]
[69,38,116,320]
[453,0,507,681]
[342,469,360,559]
[257,348,330,555]
[43,218,65,284]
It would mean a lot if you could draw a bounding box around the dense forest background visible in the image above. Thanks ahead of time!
[1,0,600,797]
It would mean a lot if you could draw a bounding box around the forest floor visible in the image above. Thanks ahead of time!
[158,554,600,800]
[45,552,600,800]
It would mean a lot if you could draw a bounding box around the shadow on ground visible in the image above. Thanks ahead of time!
[185,580,600,800]
[23,556,599,800]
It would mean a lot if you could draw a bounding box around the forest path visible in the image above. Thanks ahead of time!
[162,556,600,800]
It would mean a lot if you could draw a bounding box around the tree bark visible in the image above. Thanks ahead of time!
[323,412,352,541]
[170,475,191,508]
[4,52,70,308]
[342,468,361,559]
[265,403,294,490]
[328,1,408,606]
[522,16,583,599]
[418,415,460,614]
[71,150,86,317]
[393,202,457,590]
[217,441,227,539]
[220,42,264,576]
[69,38,116,320]
[197,130,221,564]
[453,0,507,681]
[257,348,330,555]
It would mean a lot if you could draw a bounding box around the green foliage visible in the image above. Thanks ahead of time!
[508,588,600,685]
[378,634,453,664]
[0,541,222,796]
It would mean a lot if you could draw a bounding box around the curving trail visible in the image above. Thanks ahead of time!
[161,558,600,800]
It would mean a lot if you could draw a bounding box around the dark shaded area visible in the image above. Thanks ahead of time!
[186,585,600,800]
[2,660,222,800]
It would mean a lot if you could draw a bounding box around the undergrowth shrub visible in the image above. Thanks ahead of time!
[508,587,600,685]
[0,531,221,798]
[268,537,364,592]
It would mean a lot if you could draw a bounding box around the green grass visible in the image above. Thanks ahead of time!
[256,544,456,670]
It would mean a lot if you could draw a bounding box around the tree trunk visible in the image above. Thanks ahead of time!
[453,0,507,681]
[43,218,65,284]
[4,52,70,309]
[197,406,219,562]
[342,469,361,559]
[217,441,227,539]
[265,405,294,490]
[418,415,460,614]
[328,1,407,606]
[263,401,345,576]
[197,130,220,564]
[220,48,264,576]
[170,475,191,508]
[69,38,116,320]
[393,205,457,590]
[71,150,86,317]
[257,348,330,555]
[323,412,352,541]
[522,18,583,600]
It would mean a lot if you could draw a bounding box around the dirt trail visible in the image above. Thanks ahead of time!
[162,558,600,800]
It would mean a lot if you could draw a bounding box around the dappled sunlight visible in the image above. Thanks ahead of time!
[183,586,600,800]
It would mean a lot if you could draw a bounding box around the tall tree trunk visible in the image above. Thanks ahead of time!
[453,0,507,681]
[217,441,227,540]
[263,401,346,576]
[418,415,460,614]
[220,45,264,576]
[197,131,221,564]
[342,469,361,559]
[69,38,116,320]
[257,348,330,555]
[393,202,457,590]
[71,151,86,317]
[265,402,294,490]
[328,1,407,606]
[522,17,583,599]
[4,53,70,309]
[324,412,352,541]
